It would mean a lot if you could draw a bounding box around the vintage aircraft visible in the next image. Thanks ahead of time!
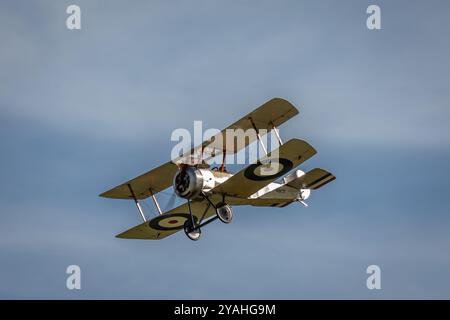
[100,98,335,241]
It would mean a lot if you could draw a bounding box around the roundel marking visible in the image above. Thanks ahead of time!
[244,158,293,181]
[149,213,198,231]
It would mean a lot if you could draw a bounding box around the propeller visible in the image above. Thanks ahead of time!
[161,163,189,212]
[141,190,178,214]
[163,192,177,211]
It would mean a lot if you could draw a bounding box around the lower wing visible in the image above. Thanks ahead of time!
[116,200,215,240]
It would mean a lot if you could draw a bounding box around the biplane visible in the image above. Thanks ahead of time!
[100,98,335,241]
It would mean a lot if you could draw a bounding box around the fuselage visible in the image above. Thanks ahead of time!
[173,167,308,208]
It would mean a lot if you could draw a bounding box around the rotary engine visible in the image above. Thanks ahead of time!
[173,167,216,199]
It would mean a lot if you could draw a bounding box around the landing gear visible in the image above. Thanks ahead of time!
[182,195,233,240]
[183,219,201,241]
[216,203,233,224]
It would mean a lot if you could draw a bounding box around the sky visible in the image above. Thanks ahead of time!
[1,0,450,299]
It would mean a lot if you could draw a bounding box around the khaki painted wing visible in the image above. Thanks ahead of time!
[212,138,316,199]
[287,168,336,190]
[100,98,297,199]
[115,200,216,240]
[99,162,178,200]
[174,97,299,164]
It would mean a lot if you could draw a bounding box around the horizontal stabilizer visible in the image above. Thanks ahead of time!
[287,168,335,190]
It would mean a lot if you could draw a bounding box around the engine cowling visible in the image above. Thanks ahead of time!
[173,167,215,199]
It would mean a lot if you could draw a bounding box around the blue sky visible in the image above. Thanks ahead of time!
[1,0,450,299]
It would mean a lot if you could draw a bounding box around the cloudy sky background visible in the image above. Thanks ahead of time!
[1,0,450,298]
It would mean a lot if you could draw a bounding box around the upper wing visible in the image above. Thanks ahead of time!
[100,98,298,199]
[116,200,216,240]
[212,138,316,198]
[174,97,299,164]
[99,162,178,199]
[287,168,336,190]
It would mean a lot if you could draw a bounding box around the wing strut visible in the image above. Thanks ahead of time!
[220,149,227,172]
[272,122,283,146]
[249,117,268,155]
[271,122,288,184]
[127,184,147,222]
[149,189,163,215]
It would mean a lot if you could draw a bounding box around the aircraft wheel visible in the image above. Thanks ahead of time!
[216,203,233,224]
[184,219,201,241]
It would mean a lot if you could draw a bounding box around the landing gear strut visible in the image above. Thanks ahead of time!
[183,195,233,241]
[203,194,233,224]
[183,198,202,241]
